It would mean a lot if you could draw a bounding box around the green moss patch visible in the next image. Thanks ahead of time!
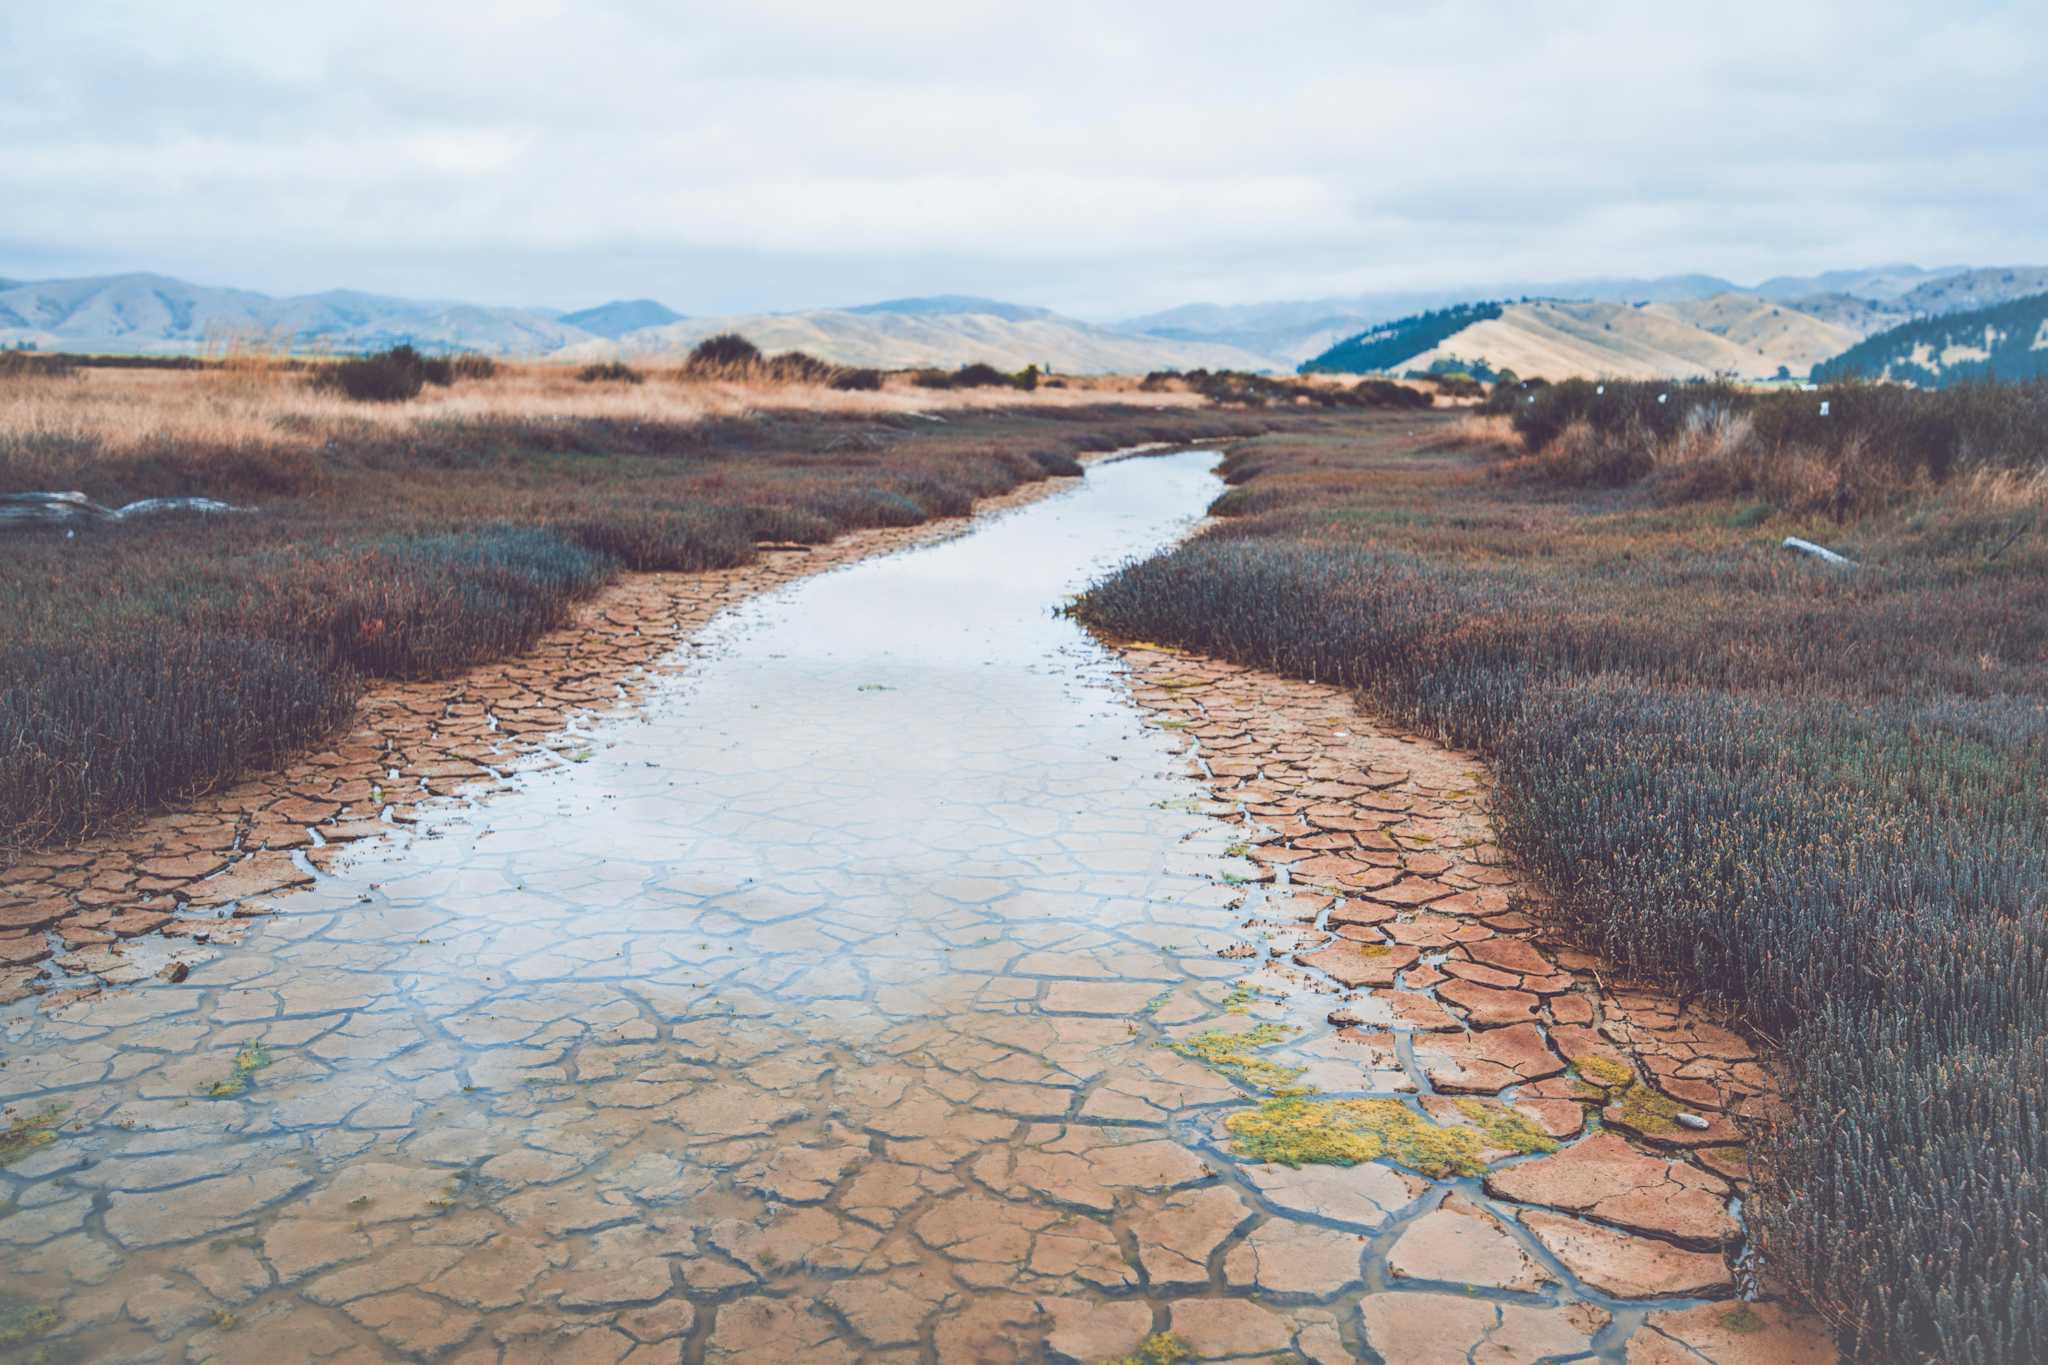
[0,1105,65,1169]
[1164,1024,1303,1091]
[1224,1095,1548,1177]
[201,1042,273,1099]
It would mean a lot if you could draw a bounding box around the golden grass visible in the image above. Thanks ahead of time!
[0,362,1195,464]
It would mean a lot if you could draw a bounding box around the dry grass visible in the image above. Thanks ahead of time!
[0,362,1194,482]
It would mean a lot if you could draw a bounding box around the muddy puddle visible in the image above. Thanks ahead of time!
[0,451,1757,1363]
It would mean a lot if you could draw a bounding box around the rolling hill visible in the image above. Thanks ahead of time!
[0,272,597,355]
[0,272,1281,373]
[1812,292,2048,386]
[580,303,1278,373]
[1303,293,1876,382]
[557,298,685,339]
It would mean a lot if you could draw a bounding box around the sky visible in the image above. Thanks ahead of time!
[4,2,2045,320]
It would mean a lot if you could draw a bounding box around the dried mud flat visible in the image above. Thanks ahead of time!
[0,451,1833,1364]
[1101,641,1838,1363]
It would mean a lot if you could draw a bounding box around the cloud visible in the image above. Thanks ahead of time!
[2,1,2043,315]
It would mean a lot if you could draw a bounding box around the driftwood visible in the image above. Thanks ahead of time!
[0,491,249,528]
[1781,535,1857,568]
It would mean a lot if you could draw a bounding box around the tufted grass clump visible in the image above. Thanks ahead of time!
[1079,410,2048,1362]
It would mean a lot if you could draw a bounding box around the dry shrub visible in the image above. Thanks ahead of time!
[1534,417,1651,486]
[1434,413,1517,453]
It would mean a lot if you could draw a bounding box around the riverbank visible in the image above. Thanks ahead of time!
[1097,635,1835,1362]
[1075,409,2046,1362]
[0,449,1144,1007]
[2,398,1255,854]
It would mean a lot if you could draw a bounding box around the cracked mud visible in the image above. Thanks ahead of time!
[0,452,1831,1363]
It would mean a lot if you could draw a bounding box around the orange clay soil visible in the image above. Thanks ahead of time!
[1101,638,1839,1364]
[0,474,1075,1009]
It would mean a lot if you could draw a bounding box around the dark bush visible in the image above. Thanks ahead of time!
[316,345,434,402]
[0,351,78,380]
[830,367,884,391]
[681,333,763,377]
[952,363,1012,389]
[1029,449,1085,477]
[577,361,642,385]
[450,354,497,381]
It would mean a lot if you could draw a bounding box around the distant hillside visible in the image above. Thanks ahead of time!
[1752,264,1965,302]
[1299,302,1505,375]
[0,272,596,355]
[1644,294,1863,371]
[1812,292,2048,386]
[1896,268,2048,318]
[557,298,683,339]
[1772,291,1910,336]
[1307,295,1866,382]
[845,295,1056,323]
[588,303,1278,374]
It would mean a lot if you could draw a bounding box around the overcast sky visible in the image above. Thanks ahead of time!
[4,2,2043,319]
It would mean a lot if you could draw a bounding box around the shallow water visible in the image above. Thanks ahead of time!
[0,450,1738,1363]
[0,453,1258,1361]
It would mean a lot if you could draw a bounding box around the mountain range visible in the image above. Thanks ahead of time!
[0,273,1275,373]
[3,264,2044,381]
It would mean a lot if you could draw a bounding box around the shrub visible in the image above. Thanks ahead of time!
[952,362,1012,389]
[450,354,497,381]
[1029,449,1085,477]
[681,333,763,377]
[316,345,435,402]
[830,367,883,391]
[577,361,642,385]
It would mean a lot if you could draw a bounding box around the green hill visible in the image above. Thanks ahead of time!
[1299,301,1504,374]
[1813,292,2048,385]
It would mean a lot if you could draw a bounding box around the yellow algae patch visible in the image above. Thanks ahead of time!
[1611,1082,1684,1136]
[1164,1024,1303,1091]
[202,1042,274,1099]
[1571,1055,1636,1089]
[1224,1095,1552,1177]
[0,1105,64,1169]
[1099,1332,1191,1365]
[1452,1098,1562,1159]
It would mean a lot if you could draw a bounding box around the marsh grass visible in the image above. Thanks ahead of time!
[1505,378,2048,516]
[1078,412,2048,1363]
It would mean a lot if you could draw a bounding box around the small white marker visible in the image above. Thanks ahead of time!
[1819,400,1831,416]
[1596,384,1605,395]
[1657,393,1668,404]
